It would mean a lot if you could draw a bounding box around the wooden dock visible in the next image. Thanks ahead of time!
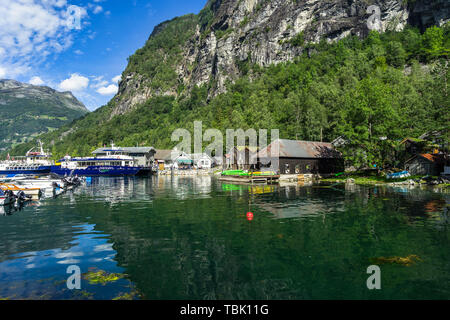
[219,174,280,184]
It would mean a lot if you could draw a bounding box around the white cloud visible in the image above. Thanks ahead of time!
[112,75,121,83]
[97,84,118,95]
[90,75,109,89]
[43,0,68,8]
[74,49,83,55]
[93,5,103,14]
[0,0,88,78]
[92,80,109,89]
[29,76,45,85]
[58,73,89,92]
[0,66,6,78]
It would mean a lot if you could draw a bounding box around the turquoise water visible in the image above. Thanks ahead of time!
[0,177,448,300]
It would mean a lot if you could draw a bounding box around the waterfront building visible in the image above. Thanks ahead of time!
[258,139,344,174]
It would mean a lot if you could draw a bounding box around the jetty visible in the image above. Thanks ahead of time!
[219,170,279,184]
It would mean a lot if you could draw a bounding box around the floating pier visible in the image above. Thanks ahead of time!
[219,174,280,184]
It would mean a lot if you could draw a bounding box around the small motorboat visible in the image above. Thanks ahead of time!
[16,190,32,202]
[386,171,411,180]
[0,183,41,198]
[0,189,16,206]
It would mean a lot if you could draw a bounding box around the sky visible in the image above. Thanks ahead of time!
[0,0,207,111]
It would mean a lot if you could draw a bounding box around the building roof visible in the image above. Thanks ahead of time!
[258,139,342,159]
[154,149,189,161]
[189,153,213,161]
[418,153,446,164]
[400,137,427,145]
[93,147,155,154]
[154,149,174,161]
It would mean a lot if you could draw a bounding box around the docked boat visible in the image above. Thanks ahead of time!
[219,170,279,184]
[51,155,142,176]
[13,178,64,198]
[0,183,41,198]
[13,177,65,189]
[0,140,53,176]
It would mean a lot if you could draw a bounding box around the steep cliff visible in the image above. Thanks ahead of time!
[113,0,449,116]
[5,0,449,161]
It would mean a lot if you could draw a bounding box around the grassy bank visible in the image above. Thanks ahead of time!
[320,173,428,185]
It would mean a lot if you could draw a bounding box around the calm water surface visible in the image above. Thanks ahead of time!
[0,176,448,300]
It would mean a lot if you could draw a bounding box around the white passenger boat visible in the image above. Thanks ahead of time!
[0,141,53,176]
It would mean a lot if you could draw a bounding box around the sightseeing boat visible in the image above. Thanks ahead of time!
[51,155,142,176]
[0,140,53,176]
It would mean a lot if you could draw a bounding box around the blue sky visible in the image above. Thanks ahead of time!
[0,0,206,111]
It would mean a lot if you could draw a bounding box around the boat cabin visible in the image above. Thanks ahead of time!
[92,145,156,167]
[58,156,136,169]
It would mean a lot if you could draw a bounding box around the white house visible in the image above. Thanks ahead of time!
[190,153,213,169]
[154,149,192,170]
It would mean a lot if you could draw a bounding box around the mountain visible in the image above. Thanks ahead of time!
[115,0,449,115]
[0,79,89,151]
[5,0,449,168]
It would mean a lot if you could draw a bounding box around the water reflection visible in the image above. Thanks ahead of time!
[0,176,448,299]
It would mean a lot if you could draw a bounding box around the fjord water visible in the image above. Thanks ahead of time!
[0,177,448,300]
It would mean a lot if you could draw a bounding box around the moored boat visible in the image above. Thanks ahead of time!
[0,140,53,176]
[51,155,142,176]
[0,183,41,198]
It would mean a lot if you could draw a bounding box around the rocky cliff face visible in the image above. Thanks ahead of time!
[113,0,449,116]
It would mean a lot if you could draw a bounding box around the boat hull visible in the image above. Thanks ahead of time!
[0,197,15,206]
[51,165,142,176]
[0,166,51,176]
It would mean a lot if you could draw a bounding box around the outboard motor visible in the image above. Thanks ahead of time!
[16,190,30,202]
[6,190,15,200]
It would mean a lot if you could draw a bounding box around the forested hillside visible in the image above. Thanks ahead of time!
[4,0,449,169]
[7,24,449,168]
[0,80,89,152]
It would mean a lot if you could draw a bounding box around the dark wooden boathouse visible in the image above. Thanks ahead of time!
[258,139,344,174]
